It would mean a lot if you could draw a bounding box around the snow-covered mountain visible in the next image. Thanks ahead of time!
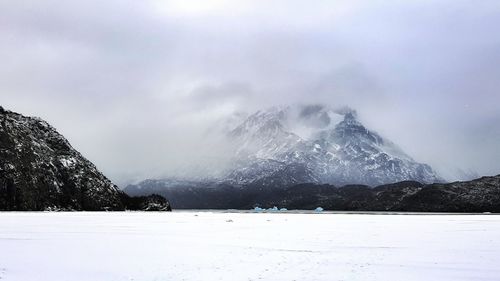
[126,104,442,194]
[224,105,442,186]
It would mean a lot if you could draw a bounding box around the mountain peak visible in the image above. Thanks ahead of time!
[224,104,442,186]
[330,109,383,146]
[337,111,362,127]
[344,111,357,121]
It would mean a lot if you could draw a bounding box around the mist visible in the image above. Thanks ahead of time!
[1,0,500,185]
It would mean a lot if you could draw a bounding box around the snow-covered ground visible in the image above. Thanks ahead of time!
[0,212,499,281]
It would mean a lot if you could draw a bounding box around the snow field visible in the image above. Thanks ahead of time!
[0,212,499,281]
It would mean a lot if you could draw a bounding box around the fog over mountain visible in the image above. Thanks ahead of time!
[1,1,500,185]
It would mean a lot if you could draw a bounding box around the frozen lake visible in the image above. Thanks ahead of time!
[0,211,499,281]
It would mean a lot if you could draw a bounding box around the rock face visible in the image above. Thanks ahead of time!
[0,106,170,211]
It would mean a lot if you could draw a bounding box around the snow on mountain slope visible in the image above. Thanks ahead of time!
[127,104,442,190]
[225,105,442,186]
[229,107,305,160]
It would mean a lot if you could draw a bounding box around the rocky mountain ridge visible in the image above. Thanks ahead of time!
[124,174,500,212]
[0,106,170,211]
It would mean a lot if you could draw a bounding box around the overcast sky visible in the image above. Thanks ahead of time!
[1,0,500,185]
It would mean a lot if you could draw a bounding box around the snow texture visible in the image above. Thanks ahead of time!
[0,212,499,281]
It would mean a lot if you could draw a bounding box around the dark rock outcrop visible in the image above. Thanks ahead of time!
[395,175,500,212]
[121,193,172,211]
[0,107,171,211]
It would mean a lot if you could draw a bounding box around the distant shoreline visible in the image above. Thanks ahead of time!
[1,210,496,215]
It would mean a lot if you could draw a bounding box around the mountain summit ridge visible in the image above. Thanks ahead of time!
[224,105,442,187]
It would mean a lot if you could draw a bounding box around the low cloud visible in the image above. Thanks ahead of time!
[1,0,500,184]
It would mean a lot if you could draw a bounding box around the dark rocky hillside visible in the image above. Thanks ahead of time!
[121,193,172,211]
[0,106,170,211]
[125,175,500,212]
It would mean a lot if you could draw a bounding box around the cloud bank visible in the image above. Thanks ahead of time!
[1,0,500,185]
